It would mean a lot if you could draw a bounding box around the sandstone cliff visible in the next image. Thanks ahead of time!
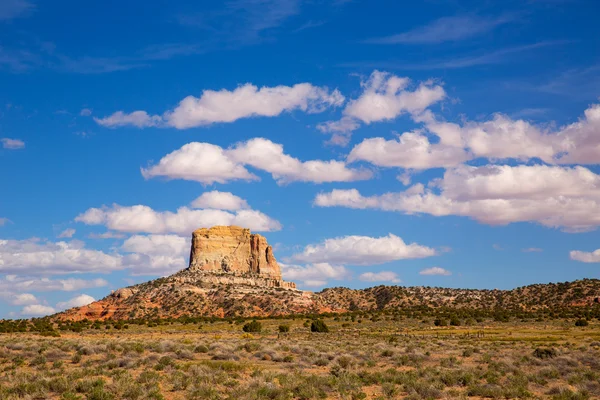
[56,226,301,321]
[187,226,292,288]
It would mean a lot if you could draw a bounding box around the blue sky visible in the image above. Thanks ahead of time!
[1,0,600,318]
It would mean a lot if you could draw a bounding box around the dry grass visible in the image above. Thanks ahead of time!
[0,316,598,399]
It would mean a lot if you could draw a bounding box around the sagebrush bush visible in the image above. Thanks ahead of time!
[242,320,262,333]
[310,320,329,333]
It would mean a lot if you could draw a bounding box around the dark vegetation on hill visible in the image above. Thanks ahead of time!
[1,279,599,337]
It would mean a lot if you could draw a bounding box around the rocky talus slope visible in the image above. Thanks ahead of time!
[55,226,600,321]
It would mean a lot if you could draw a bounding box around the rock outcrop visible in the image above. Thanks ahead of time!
[52,225,600,321]
[55,225,300,321]
[187,226,295,289]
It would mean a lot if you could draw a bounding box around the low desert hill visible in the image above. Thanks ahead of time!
[54,226,600,321]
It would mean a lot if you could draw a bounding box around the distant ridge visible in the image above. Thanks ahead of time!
[54,226,600,321]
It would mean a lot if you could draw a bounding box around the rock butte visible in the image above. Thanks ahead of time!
[53,226,600,321]
[55,226,303,321]
[187,226,295,289]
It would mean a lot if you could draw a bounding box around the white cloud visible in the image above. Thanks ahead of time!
[0,238,124,274]
[116,234,192,276]
[0,275,108,292]
[316,117,360,146]
[280,262,349,287]
[80,108,92,116]
[315,164,600,232]
[359,271,401,283]
[0,233,192,277]
[94,111,162,128]
[347,102,600,169]
[522,247,543,253]
[344,72,446,124]
[227,138,372,184]
[191,191,250,211]
[363,15,514,45]
[122,234,188,256]
[76,203,281,234]
[164,83,345,129]
[318,71,445,145]
[0,218,8,226]
[21,304,55,316]
[290,233,437,265]
[12,293,38,305]
[554,103,600,164]
[1,138,25,149]
[56,294,95,310]
[58,228,76,238]
[143,138,372,185]
[419,267,451,276]
[95,82,344,129]
[88,231,126,239]
[348,131,470,169]
[570,249,600,263]
[141,142,257,185]
[422,103,600,166]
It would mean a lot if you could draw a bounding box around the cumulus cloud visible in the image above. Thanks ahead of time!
[0,238,124,274]
[58,228,76,238]
[95,82,344,129]
[290,233,437,265]
[120,234,190,275]
[0,234,191,277]
[359,271,401,283]
[191,191,250,211]
[80,108,92,116]
[56,294,95,310]
[348,131,470,169]
[94,111,163,128]
[21,304,56,316]
[141,143,257,185]
[142,138,372,185]
[344,72,446,124]
[0,276,108,292]
[570,249,600,263]
[316,164,600,231]
[76,203,281,235]
[318,71,445,145]
[12,293,38,305]
[280,262,349,287]
[316,117,361,146]
[348,103,600,170]
[1,138,25,149]
[227,138,372,184]
[419,267,451,276]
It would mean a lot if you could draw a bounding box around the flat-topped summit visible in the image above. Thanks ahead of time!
[188,225,281,279]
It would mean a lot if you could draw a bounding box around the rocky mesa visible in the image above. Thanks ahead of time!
[56,226,308,321]
[54,226,600,321]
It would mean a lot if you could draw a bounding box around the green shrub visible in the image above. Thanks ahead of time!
[242,320,262,333]
[278,324,290,333]
[575,319,589,327]
[533,347,558,359]
[310,320,329,333]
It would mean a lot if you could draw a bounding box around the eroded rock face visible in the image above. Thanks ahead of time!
[188,225,294,288]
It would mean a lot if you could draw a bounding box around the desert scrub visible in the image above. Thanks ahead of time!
[242,320,262,333]
[311,319,329,333]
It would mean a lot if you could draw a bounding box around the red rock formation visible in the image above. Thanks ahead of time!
[188,225,286,281]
